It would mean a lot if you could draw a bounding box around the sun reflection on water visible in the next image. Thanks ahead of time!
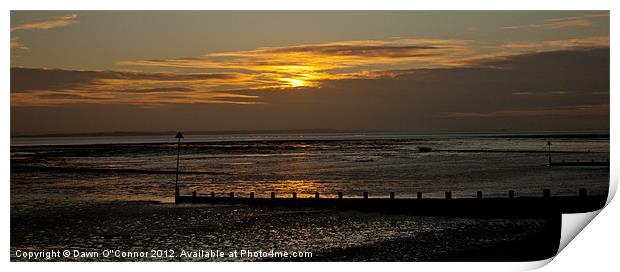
[273,179,320,197]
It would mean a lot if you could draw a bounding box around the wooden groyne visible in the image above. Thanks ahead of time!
[550,160,609,167]
[175,189,606,216]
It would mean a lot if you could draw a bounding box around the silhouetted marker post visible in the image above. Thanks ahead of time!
[175,131,184,197]
[547,141,552,165]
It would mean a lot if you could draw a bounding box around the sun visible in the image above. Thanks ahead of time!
[281,77,307,88]
[274,66,325,88]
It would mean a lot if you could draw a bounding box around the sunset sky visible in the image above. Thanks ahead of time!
[10,11,610,134]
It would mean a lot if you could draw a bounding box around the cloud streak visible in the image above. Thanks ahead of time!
[501,12,608,30]
[458,35,609,68]
[11,14,79,52]
[10,68,261,106]
[441,104,609,118]
[11,14,78,32]
[10,37,27,49]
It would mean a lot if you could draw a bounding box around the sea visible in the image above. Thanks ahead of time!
[10,132,610,208]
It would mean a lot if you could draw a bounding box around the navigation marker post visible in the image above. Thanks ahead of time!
[547,140,552,165]
[175,131,184,199]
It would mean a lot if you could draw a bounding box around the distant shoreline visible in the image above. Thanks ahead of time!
[10,129,611,139]
[11,129,359,138]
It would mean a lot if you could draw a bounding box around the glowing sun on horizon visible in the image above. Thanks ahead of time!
[281,77,307,88]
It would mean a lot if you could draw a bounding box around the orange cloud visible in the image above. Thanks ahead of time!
[10,68,262,106]
[544,35,609,48]
[11,39,609,108]
[10,37,27,49]
[496,36,608,53]
[500,42,542,49]
[120,39,476,89]
[120,36,609,92]
[11,45,609,133]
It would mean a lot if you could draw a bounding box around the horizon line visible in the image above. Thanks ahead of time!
[10,128,611,138]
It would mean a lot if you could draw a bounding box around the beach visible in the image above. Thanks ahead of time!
[10,201,558,261]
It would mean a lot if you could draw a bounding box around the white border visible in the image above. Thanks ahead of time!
[2,1,617,271]
[1,0,615,10]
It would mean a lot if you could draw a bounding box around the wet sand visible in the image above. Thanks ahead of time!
[10,201,559,261]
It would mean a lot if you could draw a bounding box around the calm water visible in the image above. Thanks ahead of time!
[10,132,610,209]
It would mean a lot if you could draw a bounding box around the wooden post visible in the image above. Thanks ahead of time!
[547,141,552,165]
[477,191,482,199]
[229,192,234,199]
[315,192,320,199]
[543,189,550,198]
[250,192,255,199]
[192,191,196,199]
[417,192,422,199]
[445,191,452,200]
[338,192,343,200]
[271,192,276,199]
[210,192,215,198]
[390,192,395,200]
[509,190,514,199]
[175,187,180,198]
[363,192,368,200]
[292,192,297,199]
[579,188,587,198]
[175,132,184,192]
